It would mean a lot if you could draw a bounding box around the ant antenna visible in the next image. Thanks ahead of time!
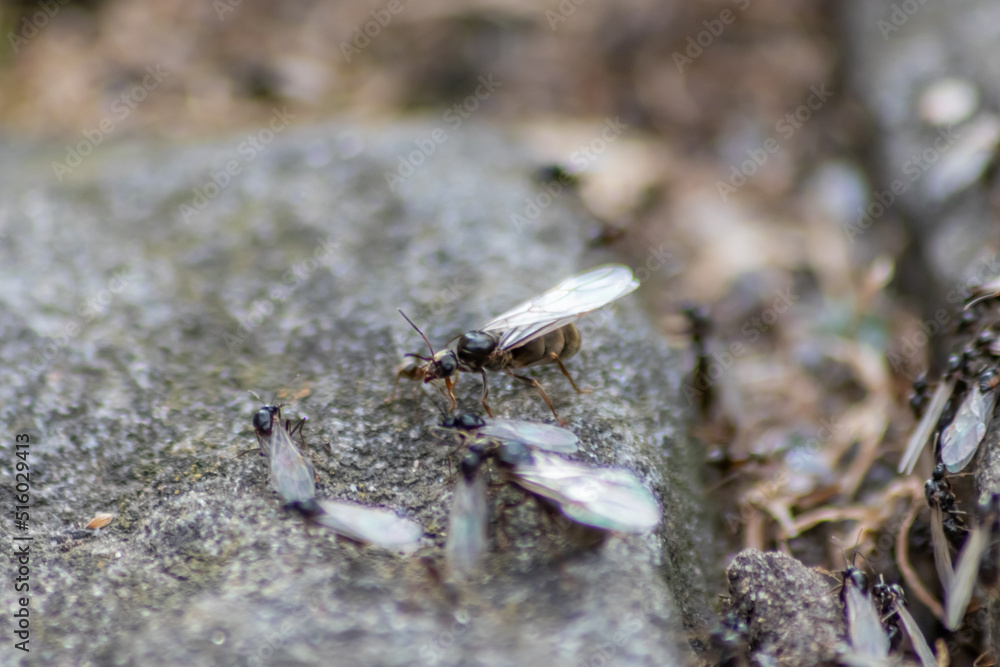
[832,530,866,573]
[248,389,286,414]
[398,309,436,357]
[249,373,303,406]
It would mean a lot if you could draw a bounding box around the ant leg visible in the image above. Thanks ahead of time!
[509,372,566,425]
[479,369,495,418]
[548,353,592,394]
[387,372,404,403]
[445,376,458,410]
[443,439,468,480]
[289,418,306,441]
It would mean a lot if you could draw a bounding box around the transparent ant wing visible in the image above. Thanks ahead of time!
[480,265,639,350]
[505,448,660,533]
[474,419,579,453]
[267,420,316,504]
[890,592,936,667]
[310,499,423,550]
[945,496,1000,629]
[899,377,955,475]
[945,522,988,629]
[841,570,890,659]
[940,383,997,473]
[445,456,488,576]
[437,415,580,454]
[928,505,955,594]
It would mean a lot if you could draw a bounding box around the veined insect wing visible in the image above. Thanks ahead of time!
[840,567,890,659]
[944,494,1000,629]
[928,507,956,593]
[474,419,579,454]
[445,451,489,576]
[435,414,579,454]
[504,447,661,533]
[899,376,956,474]
[267,417,316,504]
[940,370,998,473]
[924,464,959,591]
[481,264,640,351]
[308,499,423,550]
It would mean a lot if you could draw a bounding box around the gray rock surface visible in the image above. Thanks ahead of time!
[0,121,713,666]
[724,549,844,667]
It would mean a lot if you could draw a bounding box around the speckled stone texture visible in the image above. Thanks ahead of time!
[724,549,844,667]
[0,122,712,666]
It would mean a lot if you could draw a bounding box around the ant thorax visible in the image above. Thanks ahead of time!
[456,331,500,369]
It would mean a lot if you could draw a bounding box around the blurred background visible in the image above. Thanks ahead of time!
[4,0,1000,663]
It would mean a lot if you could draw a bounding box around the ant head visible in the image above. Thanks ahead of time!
[425,350,459,381]
[397,309,460,381]
[833,531,869,573]
[251,404,284,436]
[249,390,285,434]
[454,411,487,431]
[439,410,487,432]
